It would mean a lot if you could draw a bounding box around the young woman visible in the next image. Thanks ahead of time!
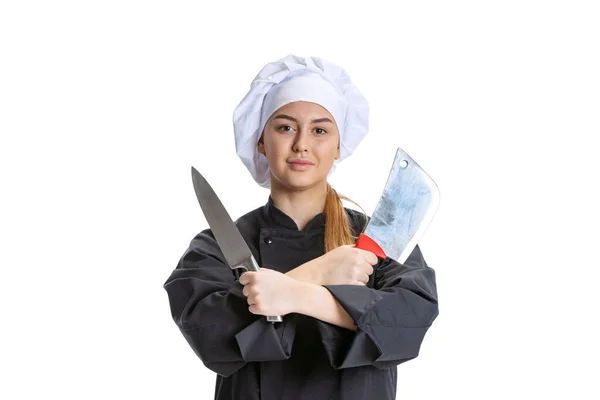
[164,55,439,400]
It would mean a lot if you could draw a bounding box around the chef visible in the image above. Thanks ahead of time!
[163,54,439,400]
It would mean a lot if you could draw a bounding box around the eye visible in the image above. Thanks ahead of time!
[277,125,293,132]
[315,128,327,135]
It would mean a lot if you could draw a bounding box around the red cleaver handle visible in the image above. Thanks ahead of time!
[355,233,387,259]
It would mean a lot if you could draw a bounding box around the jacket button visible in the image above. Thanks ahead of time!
[264,236,273,244]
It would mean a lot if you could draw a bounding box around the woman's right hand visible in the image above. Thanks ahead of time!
[315,245,378,286]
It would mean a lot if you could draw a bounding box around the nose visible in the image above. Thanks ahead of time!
[292,131,309,153]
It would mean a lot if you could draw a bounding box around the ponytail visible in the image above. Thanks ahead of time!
[323,183,368,253]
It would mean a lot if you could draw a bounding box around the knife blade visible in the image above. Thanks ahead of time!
[354,147,440,264]
[191,167,283,323]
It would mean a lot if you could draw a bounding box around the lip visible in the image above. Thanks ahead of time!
[288,159,314,170]
[287,159,314,165]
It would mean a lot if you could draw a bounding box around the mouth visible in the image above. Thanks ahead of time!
[287,159,314,166]
[289,162,313,166]
[288,160,314,170]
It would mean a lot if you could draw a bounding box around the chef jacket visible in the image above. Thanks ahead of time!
[163,196,439,400]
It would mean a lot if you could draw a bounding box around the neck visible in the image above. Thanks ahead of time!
[269,180,329,231]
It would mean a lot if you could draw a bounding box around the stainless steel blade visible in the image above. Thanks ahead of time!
[191,167,282,323]
[191,167,257,270]
[363,148,440,264]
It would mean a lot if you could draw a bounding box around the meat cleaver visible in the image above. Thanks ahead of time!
[354,147,440,264]
[191,167,283,323]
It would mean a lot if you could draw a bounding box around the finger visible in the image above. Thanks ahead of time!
[357,263,373,276]
[249,304,266,316]
[356,248,378,265]
[239,271,254,285]
[360,272,369,284]
[242,285,249,297]
[365,252,378,265]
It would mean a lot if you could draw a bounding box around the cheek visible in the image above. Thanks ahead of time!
[318,143,339,158]
[263,138,287,160]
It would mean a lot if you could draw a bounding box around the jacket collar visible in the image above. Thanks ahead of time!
[263,195,326,232]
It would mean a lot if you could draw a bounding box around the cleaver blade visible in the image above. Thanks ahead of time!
[354,147,440,264]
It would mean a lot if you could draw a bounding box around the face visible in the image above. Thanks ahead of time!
[258,101,341,191]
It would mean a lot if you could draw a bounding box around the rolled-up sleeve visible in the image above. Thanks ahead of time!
[163,230,296,377]
[316,244,438,369]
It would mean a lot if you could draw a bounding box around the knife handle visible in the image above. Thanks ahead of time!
[237,256,283,323]
[355,233,387,259]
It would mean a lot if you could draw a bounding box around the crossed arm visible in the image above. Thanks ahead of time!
[164,232,438,376]
[236,244,380,331]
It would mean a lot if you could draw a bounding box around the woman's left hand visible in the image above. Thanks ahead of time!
[239,268,304,317]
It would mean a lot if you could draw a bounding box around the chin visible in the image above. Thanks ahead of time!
[273,174,326,191]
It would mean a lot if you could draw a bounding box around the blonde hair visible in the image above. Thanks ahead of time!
[323,183,368,253]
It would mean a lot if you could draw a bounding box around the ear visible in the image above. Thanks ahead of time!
[258,137,265,155]
[335,146,340,160]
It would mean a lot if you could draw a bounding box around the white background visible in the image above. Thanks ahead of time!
[1,1,599,399]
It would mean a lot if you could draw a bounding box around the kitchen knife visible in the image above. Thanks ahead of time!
[191,167,283,323]
[354,147,440,264]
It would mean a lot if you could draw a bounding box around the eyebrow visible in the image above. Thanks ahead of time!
[272,114,334,124]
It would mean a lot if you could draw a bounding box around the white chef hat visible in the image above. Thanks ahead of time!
[233,54,369,188]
